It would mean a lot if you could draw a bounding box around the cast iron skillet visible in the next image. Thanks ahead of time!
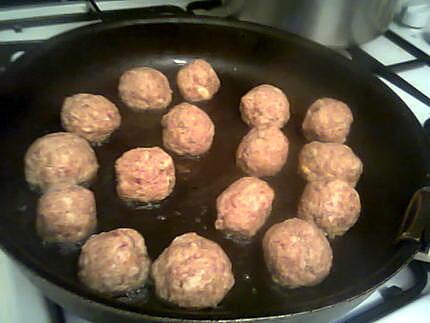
[0,17,429,322]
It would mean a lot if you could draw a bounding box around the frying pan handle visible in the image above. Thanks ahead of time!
[398,187,430,246]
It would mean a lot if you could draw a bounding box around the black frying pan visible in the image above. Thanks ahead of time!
[0,17,429,322]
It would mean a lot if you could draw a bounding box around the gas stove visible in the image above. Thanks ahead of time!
[0,1,429,323]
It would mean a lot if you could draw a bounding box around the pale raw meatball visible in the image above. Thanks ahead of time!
[236,126,289,177]
[263,218,333,288]
[177,59,220,102]
[240,84,290,128]
[162,103,215,156]
[215,177,274,238]
[78,228,150,295]
[115,147,175,203]
[302,98,353,143]
[25,132,98,190]
[61,93,121,144]
[298,179,361,238]
[298,141,363,186]
[118,67,172,111]
[151,232,234,309]
[36,184,96,243]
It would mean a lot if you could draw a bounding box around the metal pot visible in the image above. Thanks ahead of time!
[197,0,399,47]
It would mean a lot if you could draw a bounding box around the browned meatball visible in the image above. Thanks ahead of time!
[240,84,290,128]
[36,184,96,243]
[61,93,121,144]
[118,67,172,111]
[298,141,363,186]
[162,103,215,156]
[215,177,274,238]
[151,232,234,309]
[177,59,220,102]
[298,179,361,238]
[78,228,150,295]
[302,98,353,143]
[115,147,175,203]
[236,126,289,177]
[25,132,98,190]
[263,218,333,288]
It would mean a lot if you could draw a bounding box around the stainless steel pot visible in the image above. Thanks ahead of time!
[196,0,399,47]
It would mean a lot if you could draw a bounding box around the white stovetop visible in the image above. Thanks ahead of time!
[0,249,52,323]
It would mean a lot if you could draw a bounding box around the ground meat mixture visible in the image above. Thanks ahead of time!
[302,98,353,143]
[176,59,220,102]
[236,126,289,177]
[263,218,333,288]
[162,102,215,156]
[78,228,150,295]
[61,93,121,144]
[115,147,175,203]
[298,141,363,186]
[215,177,274,238]
[36,184,96,243]
[25,132,99,190]
[118,67,172,111]
[240,84,290,128]
[298,179,361,238]
[151,232,234,309]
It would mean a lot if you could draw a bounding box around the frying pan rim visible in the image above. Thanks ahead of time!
[0,16,428,321]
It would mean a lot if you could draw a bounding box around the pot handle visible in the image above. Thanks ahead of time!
[87,0,222,20]
[89,3,189,21]
[398,187,430,245]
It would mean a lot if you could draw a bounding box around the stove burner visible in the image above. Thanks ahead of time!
[0,2,429,322]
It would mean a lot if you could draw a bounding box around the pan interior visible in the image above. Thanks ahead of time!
[0,20,427,319]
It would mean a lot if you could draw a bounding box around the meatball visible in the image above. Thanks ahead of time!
[36,184,96,243]
[263,218,333,288]
[118,67,172,111]
[25,132,99,190]
[61,93,121,144]
[302,98,353,143]
[78,228,150,295]
[115,147,175,203]
[240,84,290,128]
[298,179,361,238]
[151,232,234,309]
[177,59,220,102]
[236,126,289,177]
[162,103,215,156]
[215,177,274,238]
[298,141,363,186]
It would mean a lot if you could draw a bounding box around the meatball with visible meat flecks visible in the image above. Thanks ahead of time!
[118,67,172,111]
[302,98,353,143]
[236,126,289,177]
[151,232,234,309]
[36,184,96,243]
[61,93,121,144]
[298,179,361,238]
[177,59,220,102]
[298,141,363,186]
[25,132,98,191]
[78,228,151,295]
[263,218,333,288]
[215,177,274,239]
[240,84,290,128]
[162,102,215,156]
[115,147,175,203]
